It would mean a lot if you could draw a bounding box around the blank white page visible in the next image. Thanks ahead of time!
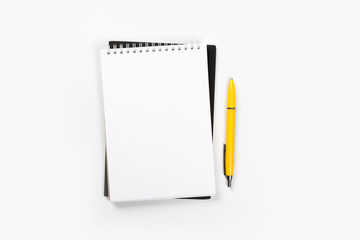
[100,44,215,202]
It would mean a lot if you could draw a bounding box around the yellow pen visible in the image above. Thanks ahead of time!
[225,78,236,187]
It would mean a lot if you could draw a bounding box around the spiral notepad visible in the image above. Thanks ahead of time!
[100,43,216,202]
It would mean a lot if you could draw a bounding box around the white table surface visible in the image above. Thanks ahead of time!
[1,0,359,239]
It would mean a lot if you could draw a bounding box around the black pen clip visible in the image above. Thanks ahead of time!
[223,144,226,176]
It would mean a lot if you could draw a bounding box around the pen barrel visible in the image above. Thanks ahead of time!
[225,109,235,176]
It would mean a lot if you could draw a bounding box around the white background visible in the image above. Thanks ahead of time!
[0,0,359,239]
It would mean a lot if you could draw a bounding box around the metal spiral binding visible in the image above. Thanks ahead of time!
[107,42,201,55]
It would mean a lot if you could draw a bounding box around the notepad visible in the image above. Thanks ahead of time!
[100,43,215,202]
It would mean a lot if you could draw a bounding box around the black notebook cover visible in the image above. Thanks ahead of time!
[104,41,216,200]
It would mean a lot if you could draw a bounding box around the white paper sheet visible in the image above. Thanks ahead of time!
[100,44,215,202]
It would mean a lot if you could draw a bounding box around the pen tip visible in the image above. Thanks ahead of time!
[226,176,232,188]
